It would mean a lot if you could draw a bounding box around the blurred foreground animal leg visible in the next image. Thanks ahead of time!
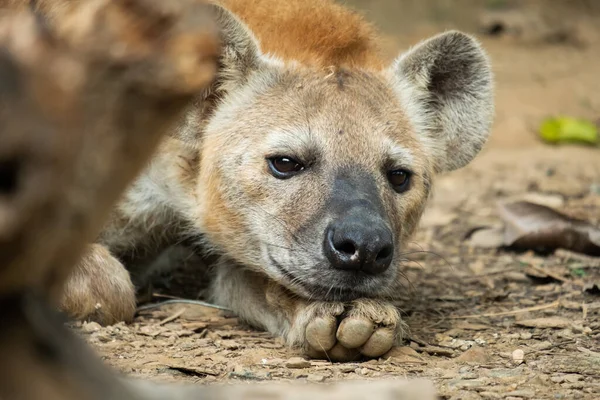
[0,0,219,398]
[0,1,436,399]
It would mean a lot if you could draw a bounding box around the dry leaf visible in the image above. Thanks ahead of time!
[456,347,491,363]
[467,227,505,248]
[498,201,600,256]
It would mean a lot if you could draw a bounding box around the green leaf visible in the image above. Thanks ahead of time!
[571,268,587,278]
[539,116,598,145]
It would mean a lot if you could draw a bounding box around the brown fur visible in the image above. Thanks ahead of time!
[0,0,494,361]
[61,245,137,325]
[216,0,384,69]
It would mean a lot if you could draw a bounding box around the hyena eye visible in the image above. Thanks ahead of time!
[387,169,411,193]
[267,156,305,179]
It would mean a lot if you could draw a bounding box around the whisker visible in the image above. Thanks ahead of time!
[244,205,315,256]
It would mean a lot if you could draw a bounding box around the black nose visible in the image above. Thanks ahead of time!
[324,217,394,275]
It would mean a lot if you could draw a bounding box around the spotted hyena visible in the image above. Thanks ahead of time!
[13,0,494,361]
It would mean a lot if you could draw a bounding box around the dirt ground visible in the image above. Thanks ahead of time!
[71,2,600,399]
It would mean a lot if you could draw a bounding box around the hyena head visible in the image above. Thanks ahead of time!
[191,5,494,301]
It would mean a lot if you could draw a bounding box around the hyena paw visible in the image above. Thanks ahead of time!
[60,244,136,326]
[292,299,406,361]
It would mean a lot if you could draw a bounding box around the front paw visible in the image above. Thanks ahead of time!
[60,244,136,325]
[290,299,406,361]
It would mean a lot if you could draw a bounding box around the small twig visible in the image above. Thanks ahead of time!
[525,264,571,283]
[449,300,561,319]
[151,293,181,300]
[158,308,186,326]
[526,339,577,354]
[578,347,600,358]
[136,299,232,313]
[464,267,521,281]
[556,249,600,267]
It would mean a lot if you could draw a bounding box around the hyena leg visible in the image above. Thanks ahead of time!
[61,244,136,325]
[209,260,294,336]
[209,260,407,361]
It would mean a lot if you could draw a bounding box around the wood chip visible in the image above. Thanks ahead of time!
[456,347,492,363]
[515,317,571,329]
[416,346,455,357]
[285,357,311,369]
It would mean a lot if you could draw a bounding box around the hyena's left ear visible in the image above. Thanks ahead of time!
[390,31,494,173]
[207,3,263,94]
[174,3,264,142]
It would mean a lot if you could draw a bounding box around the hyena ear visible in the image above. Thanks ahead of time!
[208,3,262,94]
[173,3,263,143]
[391,31,494,173]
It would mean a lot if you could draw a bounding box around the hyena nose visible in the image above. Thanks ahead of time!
[324,219,394,275]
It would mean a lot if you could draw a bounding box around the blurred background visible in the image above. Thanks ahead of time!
[336,0,600,234]
[346,0,600,150]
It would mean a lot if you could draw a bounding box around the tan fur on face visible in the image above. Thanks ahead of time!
[197,66,435,300]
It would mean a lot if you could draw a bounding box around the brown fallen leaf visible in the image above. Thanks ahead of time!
[383,346,425,363]
[498,201,600,256]
[456,347,491,363]
[515,317,572,329]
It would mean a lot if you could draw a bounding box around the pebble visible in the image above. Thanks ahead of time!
[81,321,102,333]
[285,357,311,369]
[512,349,525,364]
[519,332,533,340]
[306,374,326,383]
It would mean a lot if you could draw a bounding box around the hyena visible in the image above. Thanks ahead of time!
[18,0,494,361]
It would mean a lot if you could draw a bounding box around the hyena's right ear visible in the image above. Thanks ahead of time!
[389,31,494,174]
[174,3,263,143]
